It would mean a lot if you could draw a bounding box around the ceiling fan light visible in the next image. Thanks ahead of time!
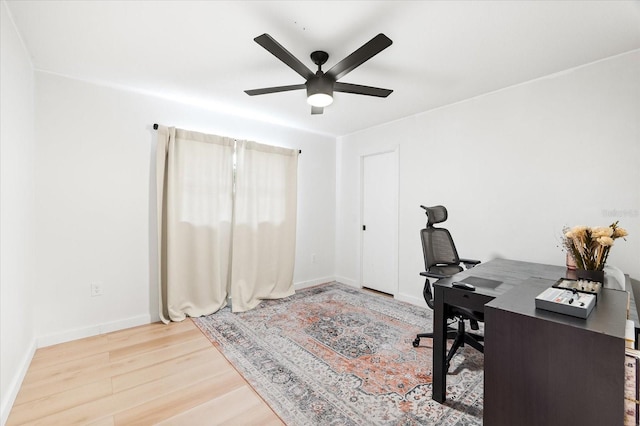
[306,76,334,107]
[307,93,333,107]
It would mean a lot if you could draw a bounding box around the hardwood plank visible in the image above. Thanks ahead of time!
[17,358,216,425]
[30,321,193,370]
[111,346,223,393]
[22,352,110,387]
[87,417,115,426]
[157,385,285,426]
[30,334,109,369]
[14,367,112,407]
[108,334,212,376]
[108,328,204,362]
[15,330,211,405]
[17,336,212,405]
[7,379,113,425]
[113,368,245,425]
[16,352,111,405]
[105,320,192,342]
[105,320,196,348]
[24,353,228,424]
[6,320,283,426]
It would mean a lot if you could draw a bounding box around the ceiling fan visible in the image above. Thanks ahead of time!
[244,33,393,114]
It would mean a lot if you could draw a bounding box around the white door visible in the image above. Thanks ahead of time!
[361,150,397,295]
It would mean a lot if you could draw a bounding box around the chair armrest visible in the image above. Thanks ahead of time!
[420,271,450,280]
[460,258,481,269]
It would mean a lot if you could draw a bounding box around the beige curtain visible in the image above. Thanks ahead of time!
[156,126,235,323]
[231,140,298,312]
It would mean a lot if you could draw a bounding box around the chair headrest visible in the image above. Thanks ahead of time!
[424,205,448,227]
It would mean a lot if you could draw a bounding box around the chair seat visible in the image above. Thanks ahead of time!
[451,306,484,323]
[427,265,464,276]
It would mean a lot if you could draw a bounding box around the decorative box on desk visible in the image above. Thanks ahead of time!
[553,277,602,302]
[535,286,596,319]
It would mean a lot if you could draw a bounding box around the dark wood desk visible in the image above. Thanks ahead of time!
[432,258,567,403]
[484,277,627,426]
[432,258,631,425]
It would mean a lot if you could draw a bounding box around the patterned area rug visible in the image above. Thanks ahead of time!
[193,282,483,425]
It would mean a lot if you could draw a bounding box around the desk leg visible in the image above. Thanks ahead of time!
[432,286,447,403]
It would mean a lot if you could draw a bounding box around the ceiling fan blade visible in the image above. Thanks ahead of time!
[254,34,315,80]
[334,82,393,98]
[326,33,392,81]
[244,84,306,96]
[311,106,324,115]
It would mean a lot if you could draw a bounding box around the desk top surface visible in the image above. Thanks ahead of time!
[435,258,630,339]
[434,258,567,297]
[486,276,628,339]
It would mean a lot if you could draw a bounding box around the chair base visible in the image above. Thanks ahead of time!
[445,330,484,370]
[413,321,484,371]
[412,328,458,347]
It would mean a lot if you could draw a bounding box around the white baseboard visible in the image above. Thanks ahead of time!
[294,276,336,291]
[334,276,359,288]
[1,337,36,426]
[37,314,151,348]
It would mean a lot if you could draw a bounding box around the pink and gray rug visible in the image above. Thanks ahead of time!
[193,282,483,425]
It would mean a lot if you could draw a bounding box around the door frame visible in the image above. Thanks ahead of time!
[359,148,399,296]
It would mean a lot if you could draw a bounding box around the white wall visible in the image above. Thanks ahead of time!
[33,72,336,344]
[0,1,37,423]
[337,51,640,305]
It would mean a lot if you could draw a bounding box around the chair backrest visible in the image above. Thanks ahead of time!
[420,205,464,310]
[421,205,461,271]
[421,227,461,270]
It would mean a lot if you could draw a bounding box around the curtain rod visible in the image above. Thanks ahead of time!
[153,123,301,154]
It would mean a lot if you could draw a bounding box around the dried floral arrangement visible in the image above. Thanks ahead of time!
[563,221,628,271]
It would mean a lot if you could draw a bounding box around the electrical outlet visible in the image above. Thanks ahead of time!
[91,282,103,297]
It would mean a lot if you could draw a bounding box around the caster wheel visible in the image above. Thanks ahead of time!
[412,339,420,347]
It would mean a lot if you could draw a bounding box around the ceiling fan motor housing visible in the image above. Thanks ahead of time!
[306,75,334,107]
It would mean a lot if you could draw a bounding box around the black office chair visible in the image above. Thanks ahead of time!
[412,205,484,371]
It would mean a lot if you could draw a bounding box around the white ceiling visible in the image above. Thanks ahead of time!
[6,1,640,137]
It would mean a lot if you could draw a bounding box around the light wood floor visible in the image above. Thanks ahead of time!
[7,320,284,425]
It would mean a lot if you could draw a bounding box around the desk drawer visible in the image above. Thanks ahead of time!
[443,288,494,312]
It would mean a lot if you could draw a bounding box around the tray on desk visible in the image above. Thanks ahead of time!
[553,277,602,302]
[535,286,596,319]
